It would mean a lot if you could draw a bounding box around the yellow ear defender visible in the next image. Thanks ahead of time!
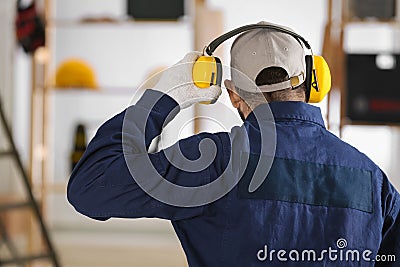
[192,56,222,88]
[192,23,331,103]
[308,55,331,103]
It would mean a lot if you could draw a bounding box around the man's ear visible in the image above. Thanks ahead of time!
[224,79,241,109]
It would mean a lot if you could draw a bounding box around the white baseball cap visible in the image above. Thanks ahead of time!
[230,21,306,93]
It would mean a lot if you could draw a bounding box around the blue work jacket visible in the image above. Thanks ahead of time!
[68,89,399,266]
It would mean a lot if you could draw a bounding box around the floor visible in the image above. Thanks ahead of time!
[0,219,188,267]
[52,222,188,267]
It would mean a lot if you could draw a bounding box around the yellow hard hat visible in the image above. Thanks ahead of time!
[55,59,98,89]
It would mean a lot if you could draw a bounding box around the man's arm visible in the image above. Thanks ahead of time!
[67,52,223,221]
[67,89,228,221]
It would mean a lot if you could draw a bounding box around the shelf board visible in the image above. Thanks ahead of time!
[49,86,139,95]
[46,182,68,194]
[30,181,68,194]
[342,19,400,27]
[48,17,190,28]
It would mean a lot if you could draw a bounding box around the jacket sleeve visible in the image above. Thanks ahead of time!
[67,89,230,221]
[376,171,400,266]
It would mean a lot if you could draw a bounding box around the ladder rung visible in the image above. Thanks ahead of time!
[0,253,54,265]
[0,150,14,157]
[0,201,31,212]
[0,101,61,267]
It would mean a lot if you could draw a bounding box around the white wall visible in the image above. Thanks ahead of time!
[208,0,327,56]
[390,128,400,190]
[0,0,17,194]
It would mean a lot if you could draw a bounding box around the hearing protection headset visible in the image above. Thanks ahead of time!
[192,23,331,103]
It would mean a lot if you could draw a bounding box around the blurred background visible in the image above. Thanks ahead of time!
[0,0,399,266]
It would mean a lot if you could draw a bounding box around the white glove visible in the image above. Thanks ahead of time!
[153,52,222,109]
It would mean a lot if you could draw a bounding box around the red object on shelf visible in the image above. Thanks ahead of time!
[15,1,45,53]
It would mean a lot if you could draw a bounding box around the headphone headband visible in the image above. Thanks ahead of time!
[194,22,331,104]
[205,23,311,55]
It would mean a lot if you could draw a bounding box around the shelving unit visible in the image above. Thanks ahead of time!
[323,0,400,134]
[29,0,196,232]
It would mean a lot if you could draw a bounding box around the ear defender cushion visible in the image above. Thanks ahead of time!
[193,56,222,88]
[304,55,313,102]
[192,56,222,104]
[308,55,331,103]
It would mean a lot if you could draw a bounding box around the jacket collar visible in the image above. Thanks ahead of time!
[245,101,326,128]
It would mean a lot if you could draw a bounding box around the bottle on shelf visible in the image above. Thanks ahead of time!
[70,123,87,172]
